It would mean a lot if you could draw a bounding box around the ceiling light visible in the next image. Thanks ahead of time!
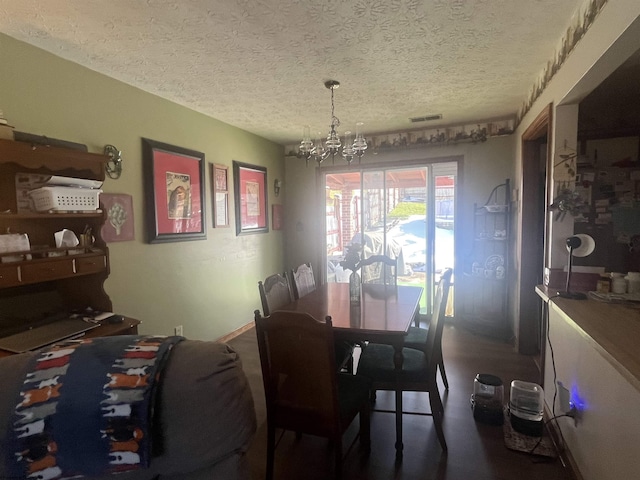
[298,80,367,166]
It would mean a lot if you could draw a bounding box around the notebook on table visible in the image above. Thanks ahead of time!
[0,317,99,353]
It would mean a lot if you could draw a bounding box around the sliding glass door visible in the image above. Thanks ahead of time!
[324,162,456,316]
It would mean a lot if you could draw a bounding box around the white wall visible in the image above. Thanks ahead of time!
[515,4,640,267]
[512,3,640,343]
[545,302,640,480]
[515,3,640,478]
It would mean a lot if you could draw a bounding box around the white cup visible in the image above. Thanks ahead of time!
[625,272,640,294]
[611,273,627,294]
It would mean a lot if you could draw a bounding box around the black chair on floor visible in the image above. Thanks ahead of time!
[254,309,371,480]
[403,271,453,389]
[289,262,354,372]
[356,268,453,452]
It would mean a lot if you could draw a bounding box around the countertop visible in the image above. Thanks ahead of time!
[536,285,640,393]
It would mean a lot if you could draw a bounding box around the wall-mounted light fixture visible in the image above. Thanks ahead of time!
[274,179,282,197]
[104,144,123,179]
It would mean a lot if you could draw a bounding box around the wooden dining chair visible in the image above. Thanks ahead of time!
[262,270,354,372]
[359,254,397,285]
[356,268,452,452]
[291,262,316,299]
[403,270,453,389]
[254,309,371,480]
[258,272,293,316]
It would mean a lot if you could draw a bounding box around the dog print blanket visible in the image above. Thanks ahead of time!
[4,335,183,479]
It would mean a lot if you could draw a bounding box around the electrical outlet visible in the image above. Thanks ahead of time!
[174,325,183,336]
[567,404,580,427]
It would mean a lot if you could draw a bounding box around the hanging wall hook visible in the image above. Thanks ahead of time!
[104,144,123,179]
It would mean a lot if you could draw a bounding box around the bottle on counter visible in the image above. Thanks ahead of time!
[596,274,611,293]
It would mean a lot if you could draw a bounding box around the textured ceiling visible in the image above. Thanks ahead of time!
[0,0,585,146]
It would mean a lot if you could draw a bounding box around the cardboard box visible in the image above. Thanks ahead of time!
[0,124,14,140]
[15,173,52,212]
[544,267,601,292]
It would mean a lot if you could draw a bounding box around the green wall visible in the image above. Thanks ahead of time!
[0,33,285,340]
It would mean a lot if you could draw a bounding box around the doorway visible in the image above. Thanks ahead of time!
[323,161,456,316]
[520,104,552,363]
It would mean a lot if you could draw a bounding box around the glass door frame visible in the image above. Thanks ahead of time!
[318,157,458,318]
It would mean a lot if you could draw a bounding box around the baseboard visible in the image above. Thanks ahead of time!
[215,321,255,344]
[543,405,584,480]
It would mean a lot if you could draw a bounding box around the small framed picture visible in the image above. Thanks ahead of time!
[100,193,135,242]
[233,161,268,235]
[211,163,230,228]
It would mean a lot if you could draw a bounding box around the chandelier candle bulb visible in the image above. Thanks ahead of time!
[301,126,312,150]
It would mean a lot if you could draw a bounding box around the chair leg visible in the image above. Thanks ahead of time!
[334,436,343,480]
[360,403,371,452]
[428,389,447,452]
[439,359,449,390]
[266,423,276,480]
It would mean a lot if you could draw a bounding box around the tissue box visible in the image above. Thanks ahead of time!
[0,233,31,263]
[544,267,601,292]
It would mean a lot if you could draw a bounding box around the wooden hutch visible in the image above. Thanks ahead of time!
[0,138,138,356]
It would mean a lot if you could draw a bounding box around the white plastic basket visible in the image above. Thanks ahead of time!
[29,186,102,212]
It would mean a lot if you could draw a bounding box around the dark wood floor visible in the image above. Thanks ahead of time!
[228,321,574,480]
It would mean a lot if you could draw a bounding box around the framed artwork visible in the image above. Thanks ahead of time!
[100,193,135,242]
[272,204,283,231]
[211,163,230,227]
[233,160,268,235]
[142,138,206,243]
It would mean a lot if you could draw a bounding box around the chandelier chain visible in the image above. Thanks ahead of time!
[331,85,339,128]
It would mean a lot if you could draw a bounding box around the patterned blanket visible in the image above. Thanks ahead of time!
[4,335,183,479]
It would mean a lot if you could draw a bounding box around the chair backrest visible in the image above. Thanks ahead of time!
[258,273,293,316]
[291,263,316,299]
[359,254,398,285]
[254,309,340,436]
[424,268,452,374]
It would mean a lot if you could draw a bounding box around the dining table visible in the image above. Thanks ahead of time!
[278,281,423,457]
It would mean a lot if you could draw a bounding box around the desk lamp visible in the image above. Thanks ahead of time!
[558,233,595,300]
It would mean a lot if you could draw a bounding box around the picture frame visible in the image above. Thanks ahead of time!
[142,138,206,243]
[233,160,268,235]
[100,193,135,242]
[211,163,230,228]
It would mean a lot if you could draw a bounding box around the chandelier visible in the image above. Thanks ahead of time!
[298,80,367,166]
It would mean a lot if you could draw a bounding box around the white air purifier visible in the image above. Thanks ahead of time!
[509,380,544,436]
